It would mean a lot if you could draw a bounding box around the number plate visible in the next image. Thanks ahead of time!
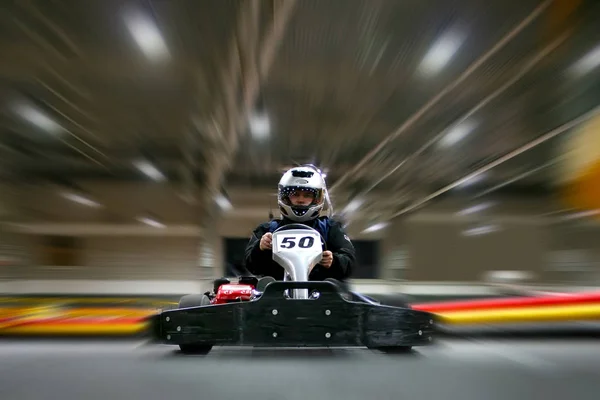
[273,231,321,252]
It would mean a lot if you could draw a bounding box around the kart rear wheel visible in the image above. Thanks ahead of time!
[372,294,412,309]
[177,295,214,355]
[371,346,413,354]
[179,344,213,355]
[178,294,211,308]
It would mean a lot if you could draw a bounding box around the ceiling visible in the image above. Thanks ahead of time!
[1,0,600,224]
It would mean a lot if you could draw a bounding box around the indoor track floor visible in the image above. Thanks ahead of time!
[0,339,599,400]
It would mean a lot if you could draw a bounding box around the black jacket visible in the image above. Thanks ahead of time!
[244,216,356,281]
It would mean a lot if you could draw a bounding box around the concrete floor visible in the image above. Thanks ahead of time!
[0,338,599,400]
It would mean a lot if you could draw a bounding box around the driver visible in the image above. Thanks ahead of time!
[244,165,356,282]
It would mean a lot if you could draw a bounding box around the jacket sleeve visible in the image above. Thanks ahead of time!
[244,222,280,277]
[324,219,357,280]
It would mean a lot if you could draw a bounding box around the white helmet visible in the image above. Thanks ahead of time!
[277,165,327,222]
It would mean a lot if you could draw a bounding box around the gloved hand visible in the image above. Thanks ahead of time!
[320,250,333,268]
[260,232,273,251]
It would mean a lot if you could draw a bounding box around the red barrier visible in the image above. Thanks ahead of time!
[411,291,600,312]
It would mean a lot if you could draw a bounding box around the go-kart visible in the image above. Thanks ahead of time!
[148,224,436,354]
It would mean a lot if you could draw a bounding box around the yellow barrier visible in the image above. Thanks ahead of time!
[0,304,155,335]
[1,322,148,335]
[59,308,156,318]
[439,303,600,324]
[3,300,600,335]
[1,307,156,318]
[0,297,178,306]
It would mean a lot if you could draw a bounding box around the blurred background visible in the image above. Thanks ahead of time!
[0,0,600,319]
[4,2,600,398]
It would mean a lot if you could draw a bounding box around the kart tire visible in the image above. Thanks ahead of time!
[374,294,413,309]
[371,346,413,354]
[177,295,214,355]
[366,295,382,304]
[324,278,348,290]
[323,278,353,301]
[179,344,213,355]
[178,294,211,308]
[256,276,276,292]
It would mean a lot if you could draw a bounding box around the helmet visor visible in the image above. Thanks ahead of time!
[278,185,324,207]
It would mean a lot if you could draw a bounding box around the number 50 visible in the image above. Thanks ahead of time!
[280,235,315,249]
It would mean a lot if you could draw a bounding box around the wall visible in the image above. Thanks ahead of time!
[3,217,600,285]
[544,222,600,284]
[0,231,35,280]
[403,216,548,282]
[0,234,207,281]
[82,237,199,280]
[2,182,600,285]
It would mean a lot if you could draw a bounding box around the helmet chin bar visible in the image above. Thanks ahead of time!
[279,203,321,222]
[292,205,310,216]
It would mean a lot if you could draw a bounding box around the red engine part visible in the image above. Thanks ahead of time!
[213,283,255,304]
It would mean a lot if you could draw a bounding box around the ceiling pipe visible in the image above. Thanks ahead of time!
[390,102,600,218]
[472,156,566,199]
[333,29,569,206]
[203,0,297,204]
[328,0,554,193]
[202,0,261,198]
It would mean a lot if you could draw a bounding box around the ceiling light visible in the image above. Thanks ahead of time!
[61,192,102,208]
[456,201,494,216]
[362,222,389,233]
[419,31,466,76]
[439,120,477,147]
[215,194,232,211]
[249,113,270,139]
[560,209,600,220]
[123,9,170,61]
[457,173,486,188]
[137,216,165,228]
[569,45,600,77]
[15,104,62,133]
[462,224,499,236]
[342,198,363,214]
[134,160,166,181]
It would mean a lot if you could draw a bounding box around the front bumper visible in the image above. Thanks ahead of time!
[150,281,436,349]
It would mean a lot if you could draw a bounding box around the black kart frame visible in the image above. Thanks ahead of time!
[149,280,436,350]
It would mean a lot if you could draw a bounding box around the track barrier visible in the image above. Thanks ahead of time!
[1,291,600,336]
[436,303,600,325]
[411,291,600,312]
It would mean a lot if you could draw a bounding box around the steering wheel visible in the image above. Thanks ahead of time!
[273,223,327,251]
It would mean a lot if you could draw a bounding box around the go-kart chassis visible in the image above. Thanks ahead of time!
[150,281,436,350]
